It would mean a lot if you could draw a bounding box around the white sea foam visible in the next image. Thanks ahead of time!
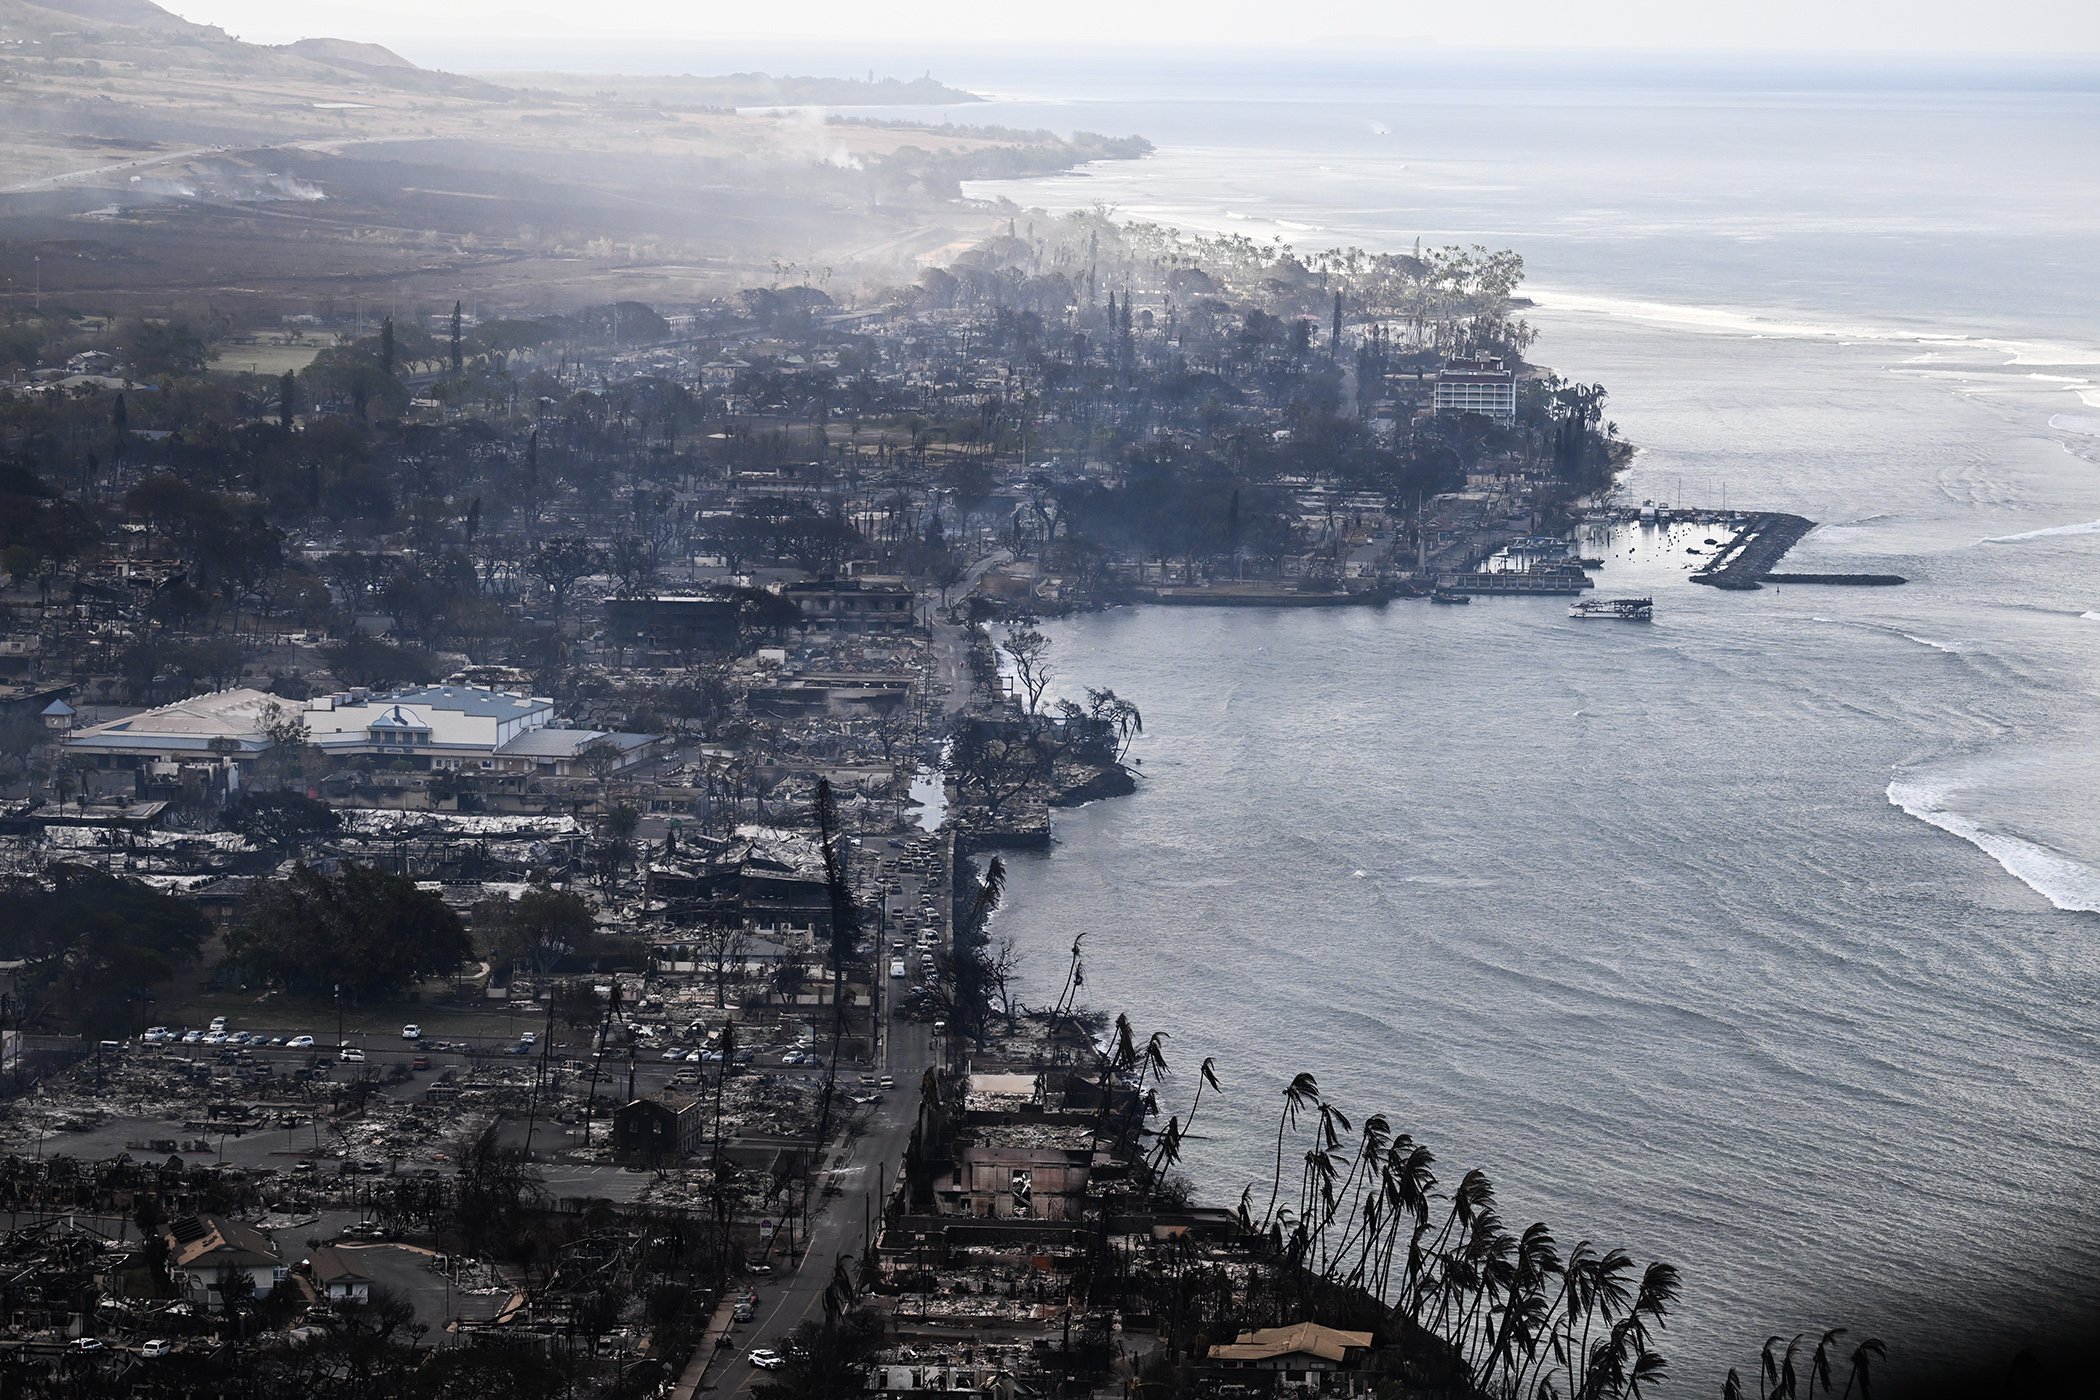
[1888,779,2100,914]
[2083,611,2100,622]
[1897,632,1960,655]
[2050,414,2100,438]
[1981,520,2100,544]
[1528,287,2100,367]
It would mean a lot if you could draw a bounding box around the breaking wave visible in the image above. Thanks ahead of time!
[1527,287,2100,367]
[1981,520,2100,544]
[1887,778,2100,914]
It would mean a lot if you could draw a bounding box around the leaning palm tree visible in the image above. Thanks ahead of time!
[1836,1340,1885,1400]
[1046,931,1088,1045]
[1806,1330,1846,1399]
[1182,1056,1222,1137]
[1259,1072,1321,1232]
[1134,1031,1171,1097]
[1760,1336,1787,1400]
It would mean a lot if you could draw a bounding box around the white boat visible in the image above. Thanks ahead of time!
[1569,596,1653,621]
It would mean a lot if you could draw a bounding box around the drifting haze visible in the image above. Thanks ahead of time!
[168,0,2100,58]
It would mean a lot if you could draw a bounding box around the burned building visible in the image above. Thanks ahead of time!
[611,1091,705,1161]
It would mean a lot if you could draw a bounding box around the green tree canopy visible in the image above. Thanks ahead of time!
[0,864,211,1034]
[474,885,596,976]
[228,862,470,999]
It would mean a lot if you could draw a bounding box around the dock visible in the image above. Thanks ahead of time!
[1439,567,1595,596]
[1689,512,1907,589]
[1690,513,1815,590]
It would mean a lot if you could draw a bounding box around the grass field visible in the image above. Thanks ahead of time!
[207,338,325,377]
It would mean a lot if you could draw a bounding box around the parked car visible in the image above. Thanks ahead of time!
[878,1074,895,1089]
[287,1035,315,1049]
[68,1338,105,1353]
[410,1055,430,1071]
[139,1340,173,1359]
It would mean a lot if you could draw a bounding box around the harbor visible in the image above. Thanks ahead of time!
[1688,512,1909,590]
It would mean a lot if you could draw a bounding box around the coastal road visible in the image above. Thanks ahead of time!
[930,549,1011,718]
[700,1020,934,1395]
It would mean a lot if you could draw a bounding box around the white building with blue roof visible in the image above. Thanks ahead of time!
[65,684,654,775]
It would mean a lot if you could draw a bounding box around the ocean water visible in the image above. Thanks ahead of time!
[417,39,2100,1382]
[914,58,2100,1386]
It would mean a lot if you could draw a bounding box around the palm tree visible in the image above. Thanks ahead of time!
[1837,1340,1884,1400]
[1183,1056,1222,1136]
[1260,1072,1320,1232]
[1760,1336,1787,1400]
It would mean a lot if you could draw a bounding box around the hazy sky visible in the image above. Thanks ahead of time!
[167,0,2099,59]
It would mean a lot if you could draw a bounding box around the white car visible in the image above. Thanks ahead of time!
[287,1034,316,1049]
[139,1340,173,1359]
[747,1348,785,1369]
[339,1047,366,1063]
[401,1024,422,1041]
[142,1026,171,1043]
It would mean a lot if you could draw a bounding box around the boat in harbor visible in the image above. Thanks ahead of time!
[1569,596,1653,621]
[1430,587,1471,605]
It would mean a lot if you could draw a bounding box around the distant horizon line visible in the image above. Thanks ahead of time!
[328,42,2100,66]
[169,17,2100,69]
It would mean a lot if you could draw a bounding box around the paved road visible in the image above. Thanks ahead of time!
[705,1019,932,1395]
[930,549,1011,718]
[697,826,950,1395]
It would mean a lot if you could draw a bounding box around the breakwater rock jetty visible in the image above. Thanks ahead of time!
[1691,513,1907,590]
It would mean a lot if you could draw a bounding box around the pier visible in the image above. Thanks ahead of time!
[1688,512,1907,589]
[1689,513,1816,590]
[1439,567,1595,596]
